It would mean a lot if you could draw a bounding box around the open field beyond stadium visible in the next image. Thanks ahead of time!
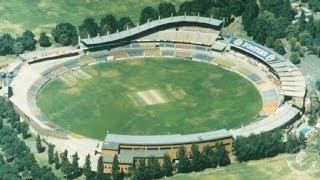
[37,58,262,139]
[0,0,184,34]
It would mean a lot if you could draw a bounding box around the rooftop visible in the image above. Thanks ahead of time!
[104,129,231,148]
[81,15,223,46]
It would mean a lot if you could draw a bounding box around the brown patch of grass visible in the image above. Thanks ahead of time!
[101,69,120,78]
[65,86,80,95]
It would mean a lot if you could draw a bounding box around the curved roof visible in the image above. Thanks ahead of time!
[81,15,223,46]
[104,129,231,147]
[228,36,306,98]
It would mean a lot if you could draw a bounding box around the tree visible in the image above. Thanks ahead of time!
[316,80,320,91]
[38,32,51,47]
[117,17,134,31]
[298,132,306,149]
[286,133,300,153]
[0,118,2,129]
[71,152,81,178]
[83,154,92,179]
[176,146,190,173]
[96,156,105,179]
[12,41,24,55]
[190,144,203,171]
[20,121,29,139]
[0,34,15,56]
[100,14,117,35]
[133,159,147,180]
[79,18,99,38]
[290,52,301,64]
[215,142,230,167]
[111,155,122,180]
[201,145,217,169]
[139,6,159,24]
[298,30,313,47]
[16,30,37,51]
[146,156,161,179]
[161,154,173,177]
[274,40,286,55]
[36,134,44,153]
[158,2,176,18]
[54,151,60,170]
[242,0,259,35]
[51,23,78,46]
[48,144,55,164]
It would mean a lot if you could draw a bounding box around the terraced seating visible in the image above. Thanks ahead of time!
[161,49,175,56]
[175,50,194,58]
[78,58,96,66]
[126,49,144,57]
[175,43,195,49]
[247,73,263,83]
[143,49,161,57]
[139,43,157,49]
[109,51,129,59]
[64,61,79,70]
[194,53,213,62]
[214,57,236,68]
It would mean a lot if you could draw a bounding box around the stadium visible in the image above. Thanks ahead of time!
[8,15,306,173]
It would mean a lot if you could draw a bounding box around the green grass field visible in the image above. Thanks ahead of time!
[37,58,262,139]
[169,152,320,180]
[0,0,185,35]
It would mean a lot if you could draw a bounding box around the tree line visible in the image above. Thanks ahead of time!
[0,97,57,179]
[106,142,230,180]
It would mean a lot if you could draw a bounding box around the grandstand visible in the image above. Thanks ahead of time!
[8,15,306,174]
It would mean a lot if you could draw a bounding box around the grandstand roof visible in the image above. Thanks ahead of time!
[231,104,300,137]
[81,15,223,46]
[104,129,231,147]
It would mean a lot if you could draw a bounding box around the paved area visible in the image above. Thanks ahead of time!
[297,54,320,91]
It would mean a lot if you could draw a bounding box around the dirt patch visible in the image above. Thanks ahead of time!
[127,60,144,66]
[101,69,120,78]
[136,89,169,105]
[209,87,223,94]
[65,86,81,95]
[209,73,223,79]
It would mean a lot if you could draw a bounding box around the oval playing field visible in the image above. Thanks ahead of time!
[37,58,262,139]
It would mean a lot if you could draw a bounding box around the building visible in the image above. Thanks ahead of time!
[101,129,233,173]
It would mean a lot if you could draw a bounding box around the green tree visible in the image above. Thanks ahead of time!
[117,17,134,31]
[316,80,320,91]
[79,18,99,38]
[100,14,117,35]
[286,133,299,153]
[215,142,230,167]
[51,23,78,46]
[20,121,29,139]
[158,2,176,18]
[12,41,24,55]
[176,146,190,173]
[48,144,55,164]
[290,52,301,64]
[16,30,37,51]
[38,32,52,47]
[298,30,313,47]
[201,145,217,169]
[36,134,44,153]
[71,152,81,178]
[111,155,122,180]
[54,151,60,170]
[161,154,173,177]
[83,154,92,179]
[140,6,159,24]
[133,159,147,180]
[96,156,105,179]
[190,144,203,171]
[146,156,161,179]
[0,34,15,56]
